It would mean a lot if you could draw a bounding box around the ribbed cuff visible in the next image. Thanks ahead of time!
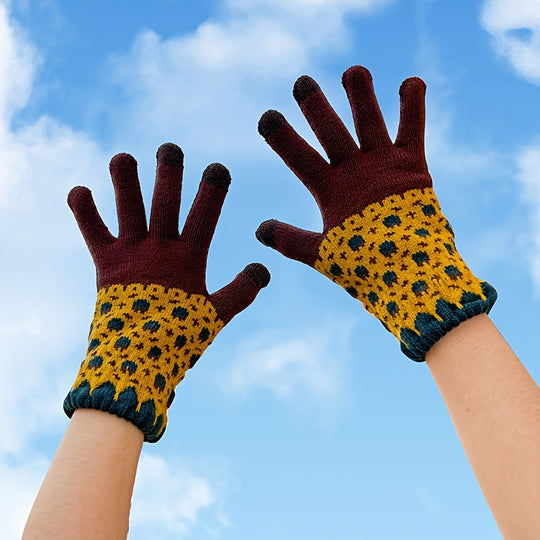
[399,281,497,362]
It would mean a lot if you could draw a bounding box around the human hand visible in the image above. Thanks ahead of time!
[64,143,270,441]
[256,66,496,361]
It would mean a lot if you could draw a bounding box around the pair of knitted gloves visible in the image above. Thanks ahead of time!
[64,66,496,442]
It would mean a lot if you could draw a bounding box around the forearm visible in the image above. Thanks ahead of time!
[426,314,540,540]
[23,409,144,539]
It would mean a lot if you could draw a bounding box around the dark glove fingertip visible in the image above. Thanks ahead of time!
[258,110,286,138]
[399,76,427,96]
[109,152,137,171]
[244,263,271,288]
[156,142,184,167]
[202,163,231,190]
[67,185,91,209]
[341,64,372,88]
[293,75,320,104]
[255,219,277,248]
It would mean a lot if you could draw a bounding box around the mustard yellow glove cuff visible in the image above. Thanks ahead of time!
[64,283,224,442]
[314,188,496,361]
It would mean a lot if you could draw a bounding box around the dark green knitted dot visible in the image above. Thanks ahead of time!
[171,363,180,377]
[412,251,429,265]
[174,335,187,349]
[444,243,454,255]
[108,317,124,331]
[100,302,112,315]
[88,338,100,352]
[121,360,138,374]
[354,265,369,280]
[143,320,161,333]
[346,286,358,298]
[199,327,210,342]
[414,228,430,237]
[422,204,436,216]
[348,235,365,250]
[412,280,428,295]
[383,271,398,286]
[330,263,343,276]
[88,356,103,368]
[445,221,454,234]
[461,290,482,303]
[367,291,379,305]
[172,306,189,320]
[154,373,166,391]
[379,241,397,257]
[133,299,150,312]
[444,265,462,279]
[189,354,201,368]
[115,336,131,349]
[148,345,162,359]
[386,302,399,316]
[383,215,401,227]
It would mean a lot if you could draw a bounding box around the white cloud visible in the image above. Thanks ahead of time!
[481,0,540,84]
[220,320,352,420]
[0,0,105,502]
[0,111,106,456]
[106,0,395,156]
[0,457,48,540]
[131,453,226,539]
[0,2,38,126]
[228,0,390,13]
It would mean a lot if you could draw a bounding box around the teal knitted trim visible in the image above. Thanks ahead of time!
[399,281,497,362]
[63,380,165,443]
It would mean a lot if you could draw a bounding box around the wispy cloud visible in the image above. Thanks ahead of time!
[105,0,395,157]
[481,0,540,84]
[0,0,105,453]
[0,456,48,539]
[219,320,353,421]
[130,453,227,539]
[0,4,107,536]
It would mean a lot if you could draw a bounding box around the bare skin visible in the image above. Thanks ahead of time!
[426,313,540,540]
[23,409,143,539]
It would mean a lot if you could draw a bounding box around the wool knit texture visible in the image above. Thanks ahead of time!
[65,284,224,442]
[256,66,496,361]
[64,144,270,441]
[314,188,496,360]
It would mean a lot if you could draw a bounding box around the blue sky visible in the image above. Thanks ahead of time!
[1,0,539,538]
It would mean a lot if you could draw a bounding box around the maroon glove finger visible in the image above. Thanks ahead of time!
[258,110,330,197]
[109,153,147,242]
[342,65,392,152]
[394,77,427,150]
[256,219,323,267]
[293,75,358,165]
[67,186,115,258]
[181,163,230,258]
[149,142,184,238]
[210,263,270,324]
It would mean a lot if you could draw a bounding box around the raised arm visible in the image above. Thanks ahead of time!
[23,144,270,539]
[426,314,540,539]
[256,65,540,539]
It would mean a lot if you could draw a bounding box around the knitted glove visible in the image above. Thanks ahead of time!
[64,143,270,442]
[256,66,496,362]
